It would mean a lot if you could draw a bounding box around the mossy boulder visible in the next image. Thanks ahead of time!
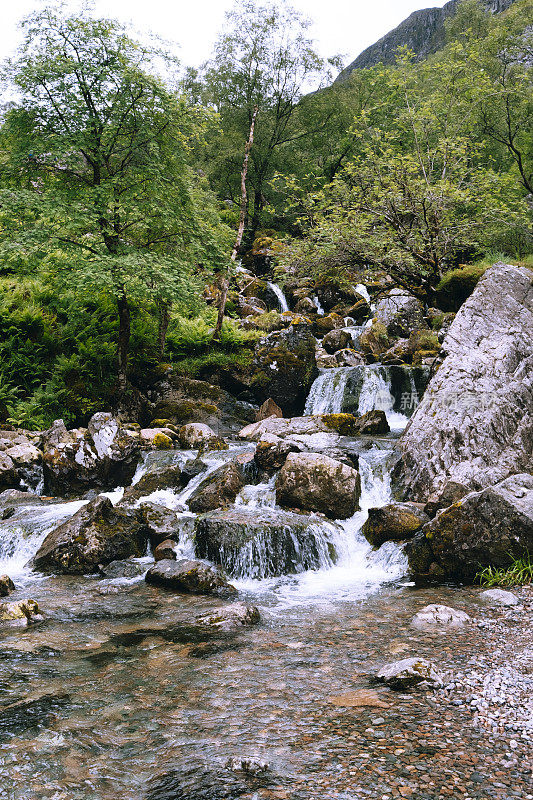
[435,264,488,312]
[358,323,390,363]
[321,414,359,436]
[251,324,318,416]
[362,503,429,548]
[31,496,149,575]
[0,598,43,627]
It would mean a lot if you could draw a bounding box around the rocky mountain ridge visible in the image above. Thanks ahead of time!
[335,0,517,81]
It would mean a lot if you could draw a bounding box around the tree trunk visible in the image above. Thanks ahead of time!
[213,106,258,341]
[116,289,131,394]
[157,300,171,361]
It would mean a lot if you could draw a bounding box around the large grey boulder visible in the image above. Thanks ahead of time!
[42,414,141,496]
[195,507,339,579]
[276,452,360,519]
[407,474,533,584]
[374,289,427,337]
[31,495,149,574]
[398,264,533,500]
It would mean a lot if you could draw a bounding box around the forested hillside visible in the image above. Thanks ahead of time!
[0,0,531,427]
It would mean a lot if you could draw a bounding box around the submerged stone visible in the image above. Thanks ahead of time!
[145,558,237,597]
[375,658,444,690]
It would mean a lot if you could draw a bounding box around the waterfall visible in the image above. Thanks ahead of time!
[313,295,325,315]
[356,366,409,431]
[354,283,371,304]
[304,368,351,415]
[267,282,289,313]
[342,324,366,349]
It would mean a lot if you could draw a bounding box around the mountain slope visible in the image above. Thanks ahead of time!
[335,0,517,81]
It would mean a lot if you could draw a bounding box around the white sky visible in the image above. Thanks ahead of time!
[1,0,449,75]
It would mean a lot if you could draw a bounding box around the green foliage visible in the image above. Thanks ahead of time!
[476,555,533,587]
[435,263,489,311]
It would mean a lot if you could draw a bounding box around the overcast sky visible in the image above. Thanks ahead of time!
[2,0,449,74]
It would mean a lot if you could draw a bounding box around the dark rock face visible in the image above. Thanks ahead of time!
[276,452,361,519]
[195,507,338,579]
[145,558,237,597]
[153,539,177,561]
[407,474,533,584]
[31,496,149,575]
[336,0,517,80]
[398,264,533,500]
[98,559,147,579]
[256,398,283,421]
[187,462,244,513]
[251,324,318,416]
[354,410,390,435]
[0,575,15,597]
[362,503,429,548]
[138,502,181,546]
[254,435,302,472]
[322,329,352,354]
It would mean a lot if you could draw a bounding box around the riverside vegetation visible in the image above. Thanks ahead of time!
[0,2,532,800]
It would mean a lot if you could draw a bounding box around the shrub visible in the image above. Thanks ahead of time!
[435,264,488,311]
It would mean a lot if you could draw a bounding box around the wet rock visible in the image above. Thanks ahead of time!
[226,756,269,775]
[153,539,177,561]
[178,423,226,450]
[195,507,338,579]
[412,604,471,627]
[354,409,390,435]
[124,463,182,500]
[32,496,149,575]
[0,598,43,627]
[375,289,427,337]
[0,488,43,509]
[180,458,207,487]
[381,338,411,365]
[276,452,360,519]
[138,503,180,546]
[398,263,533,499]
[323,328,352,354]
[335,348,365,367]
[256,398,283,421]
[313,312,345,337]
[196,603,261,630]
[480,589,520,607]
[42,414,141,496]
[375,658,444,689]
[407,474,533,584]
[346,297,372,323]
[98,559,147,579]
[145,558,237,598]
[294,296,319,315]
[362,502,429,547]
[187,462,244,513]
[1,506,15,520]
[254,434,302,472]
[0,575,15,597]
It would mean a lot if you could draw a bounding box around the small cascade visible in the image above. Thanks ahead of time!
[342,323,366,349]
[356,366,409,431]
[267,282,289,313]
[313,295,325,315]
[0,498,87,578]
[354,283,371,304]
[304,368,351,415]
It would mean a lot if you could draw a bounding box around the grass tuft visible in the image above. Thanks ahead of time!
[476,555,533,588]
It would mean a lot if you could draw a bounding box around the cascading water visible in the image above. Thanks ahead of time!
[304,368,352,415]
[313,295,325,315]
[267,281,290,313]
